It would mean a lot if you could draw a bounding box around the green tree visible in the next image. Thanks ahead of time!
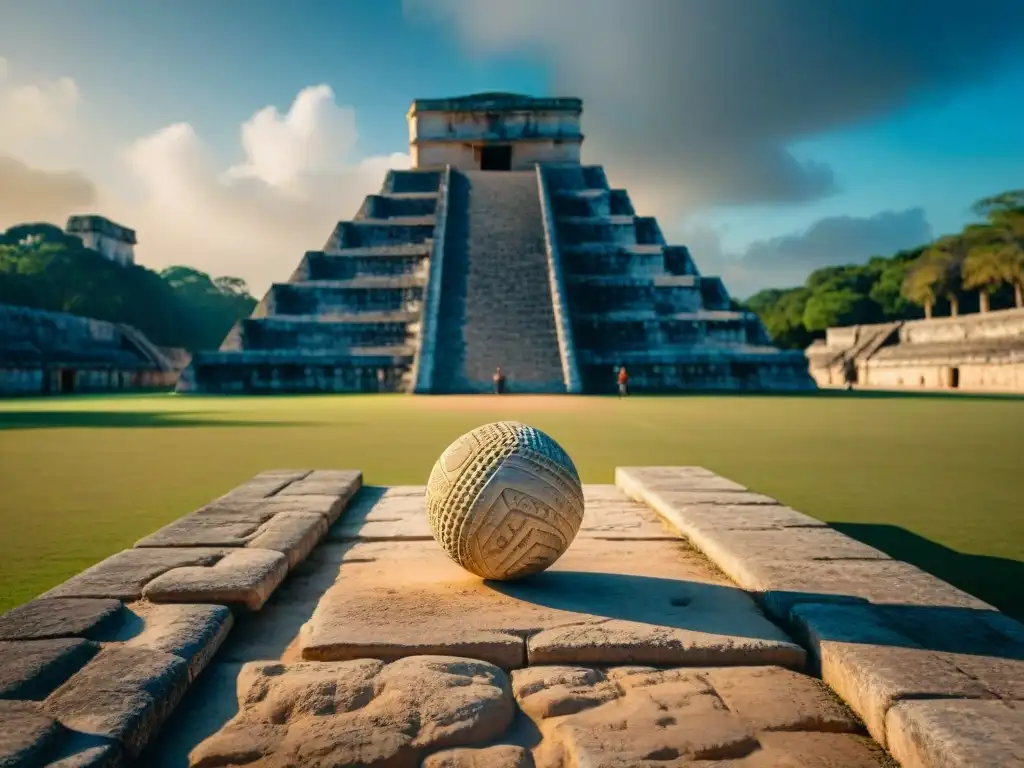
[903,236,966,317]
[969,191,1024,308]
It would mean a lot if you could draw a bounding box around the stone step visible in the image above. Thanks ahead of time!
[429,169,566,393]
[325,220,437,250]
[239,316,416,352]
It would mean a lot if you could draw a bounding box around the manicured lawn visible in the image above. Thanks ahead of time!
[0,391,1022,619]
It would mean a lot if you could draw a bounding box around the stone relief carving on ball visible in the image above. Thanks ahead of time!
[426,421,584,581]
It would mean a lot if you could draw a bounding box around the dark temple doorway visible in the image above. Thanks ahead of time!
[480,145,512,171]
[59,369,76,393]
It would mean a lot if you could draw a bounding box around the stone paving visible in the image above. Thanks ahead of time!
[2,466,1022,766]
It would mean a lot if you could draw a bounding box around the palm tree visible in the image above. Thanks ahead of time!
[971,191,1024,308]
[919,235,967,316]
[902,257,940,318]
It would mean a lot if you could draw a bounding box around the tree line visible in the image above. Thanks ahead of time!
[0,222,257,352]
[744,190,1024,349]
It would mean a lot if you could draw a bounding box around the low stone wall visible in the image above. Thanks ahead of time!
[536,165,583,394]
[863,360,1024,392]
[617,466,1024,768]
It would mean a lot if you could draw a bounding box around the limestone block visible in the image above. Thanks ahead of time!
[39,549,230,601]
[187,656,515,768]
[746,559,994,622]
[577,485,678,540]
[44,738,124,767]
[114,602,233,683]
[0,639,98,700]
[0,700,62,766]
[299,538,804,670]
[215,470,310,501]
[886,699,1024,768]
[661,503,826,532]
[44,646,190,758]
[247,511,328,569]
[615,465,748,492]
[328,487,434,542]
[134,513,269,547]
[0,598,123,641]
[201,493,352,525]
[679,527,890,589]
[142,549,288,611]
[274,469,362,500]
[791,602,996,745]
[422,745,533,768]
[512,664,888,767]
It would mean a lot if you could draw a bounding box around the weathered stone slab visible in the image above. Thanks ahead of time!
[0,700,63,766]
[577,485,679,540]
[300,536,804,670]
[40,549,230,601]
[423,745,533,768]
[114,603,233,683]
[0,639,99,700]
[328,487,433,542]
[44,646,190,758]
[614,465,749,492]
[247,511,328,568]
[35,732,124,768]
[214,470,310,502]
[199,493,353,526]
[791,602,996,745]
[886,699,1024,768]
[187,656,515,768]
[142,549,288,611]
[275,469,362,500]
[0,598,123,641]
[513,664,888,767]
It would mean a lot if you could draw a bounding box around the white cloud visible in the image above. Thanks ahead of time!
[110,86,410,293]
[0,57,411,295]
[0,59,80,149]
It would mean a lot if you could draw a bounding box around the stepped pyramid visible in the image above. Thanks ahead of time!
[179,93,813,394]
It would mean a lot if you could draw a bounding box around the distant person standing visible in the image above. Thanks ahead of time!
[377,367,387,392]
[493,366,506,395]
[617,366,630,397]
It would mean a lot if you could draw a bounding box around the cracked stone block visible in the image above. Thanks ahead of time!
[39,549,231,601]
[0,700,63,766]
[748,559,994,622]
[247,511,328,569]
[187,656,515,768]
[198,493,352,526]
[44,646,190,759]
[0,598,123,641]
[137,509,328,570]
[887,699,1024,768]
[792,602,1021,746]
[142,549,288,611]
[112,602,234,683]
[275,469,362,500]
[0,639,99,700]
[422,745,533,768]
[214,470,311,502]
[299,537,804,670]
[513,664,887,767]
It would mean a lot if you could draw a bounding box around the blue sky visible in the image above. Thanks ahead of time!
[1,0,1023,296]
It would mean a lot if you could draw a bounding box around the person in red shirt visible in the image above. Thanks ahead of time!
[617,366,629,397]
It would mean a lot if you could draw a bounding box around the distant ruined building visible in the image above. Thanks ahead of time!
[806,307,1024,393]
[178,93,813,394]
[65,215,137,267]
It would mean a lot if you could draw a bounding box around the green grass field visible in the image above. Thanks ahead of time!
[1,391,1022,619]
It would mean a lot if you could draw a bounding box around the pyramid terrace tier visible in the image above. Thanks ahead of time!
[577,347,815,392]
[550,187,637,217]
[322,219,437,250]
[565,275,733,313]
[294,246,431,281]
[268,277,426,315]
[555,215,667,248]
[353,192,439,221]
[234,315,419,353]
[560,243,699,277]
[185,347,416,393]
[572,310,770,351]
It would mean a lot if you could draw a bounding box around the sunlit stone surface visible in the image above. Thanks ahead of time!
[426,421,584,580]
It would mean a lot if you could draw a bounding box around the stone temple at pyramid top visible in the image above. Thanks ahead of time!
[407,92,584,171]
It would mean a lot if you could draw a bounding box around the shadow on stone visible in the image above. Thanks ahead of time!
[832,523,1024,622]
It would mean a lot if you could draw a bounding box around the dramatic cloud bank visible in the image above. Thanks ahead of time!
[0,61,410,293]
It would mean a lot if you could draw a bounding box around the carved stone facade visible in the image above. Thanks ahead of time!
[0,303,177,395]
[806,307,1024,392]
[64,215,137,266]
[180,94,812,394]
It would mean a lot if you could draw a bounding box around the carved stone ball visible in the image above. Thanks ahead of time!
[426,421,585,581]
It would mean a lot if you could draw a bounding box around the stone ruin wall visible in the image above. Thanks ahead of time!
[807,307,1024,393]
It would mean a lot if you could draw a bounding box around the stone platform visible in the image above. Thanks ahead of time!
[1,468,1021,766]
